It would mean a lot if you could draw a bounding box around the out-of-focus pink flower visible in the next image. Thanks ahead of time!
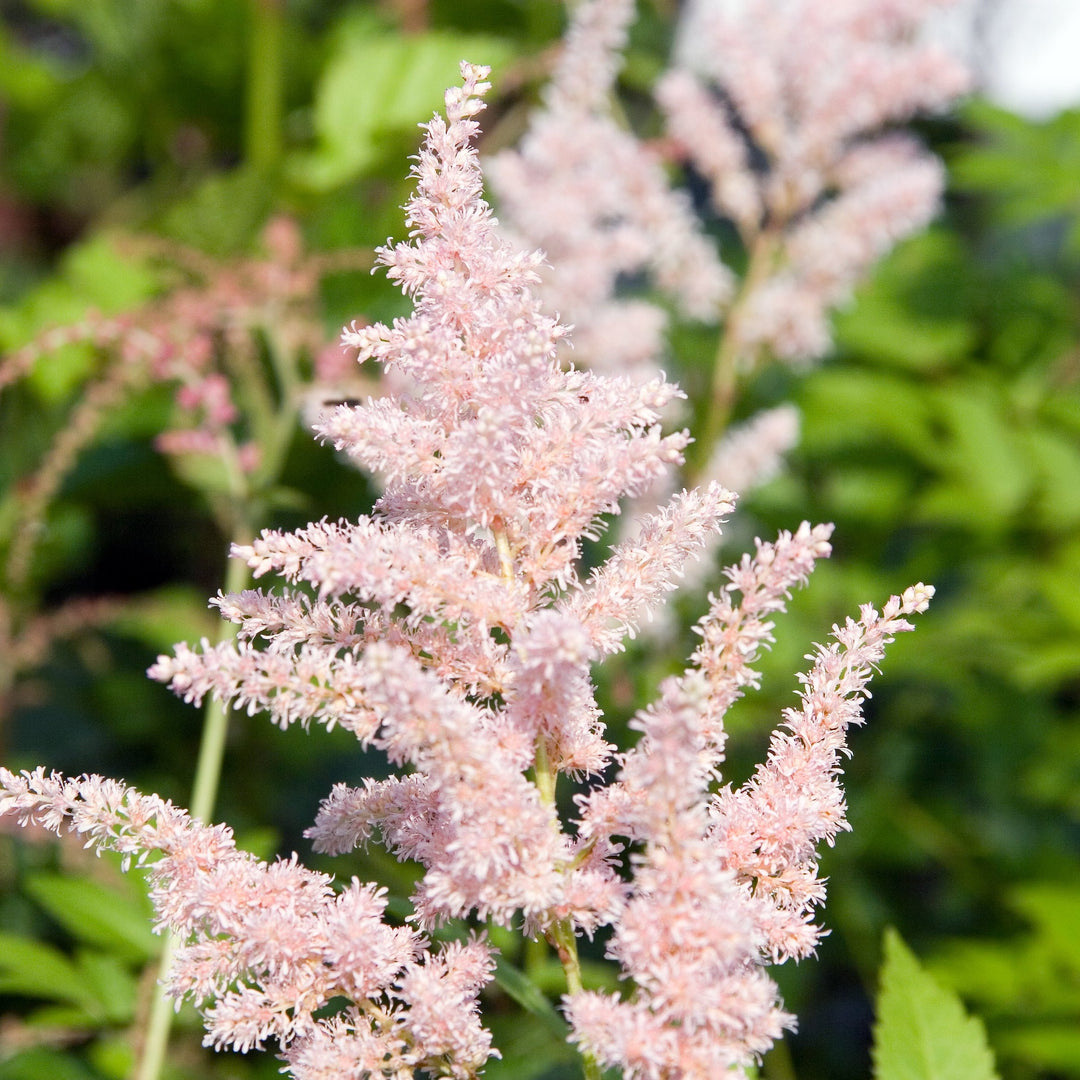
[661,0,970,363]
[488,0,731,379]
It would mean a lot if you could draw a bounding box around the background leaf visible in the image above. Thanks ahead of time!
[872,929,1000,1080]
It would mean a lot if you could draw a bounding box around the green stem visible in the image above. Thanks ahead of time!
[533,732,556,807]
[134,541,253,1080]
[245,0,285,171]
[532,738,602,1080]
[189,548,252,822]
[692,227,781,480]
[547,916,603,1080]
[133,933,179,1080]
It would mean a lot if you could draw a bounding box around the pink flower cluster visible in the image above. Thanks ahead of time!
[662,0,970,361]
[0,767,495,1076]
[487,0,731,379]
[0,64,932,1079]
[491,0,968,374]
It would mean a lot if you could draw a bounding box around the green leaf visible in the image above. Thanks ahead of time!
[492,958,567,1038]
[798,367,936,461]
[0,1048,101,1080]
[0,932,103,1015]
[873,928,1000,1080]
[157,166,276,256]
[107,583,219,652]
[24,873,159,965]
[1025,427,1080,530]
[73,950,138,1025]
[1009,884,1080,970]
[0,234,159,402]
[916,381,1032,526]
[994,1023,1080,1073]
[164,446,237,498]
[291,15,513,190]
[834,231,977,373]
[86,1034,136,1080]
[484,1011,580,1080]
[953,102,1080,233]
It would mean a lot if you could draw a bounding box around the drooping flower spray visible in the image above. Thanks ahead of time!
[1,64,931,1079]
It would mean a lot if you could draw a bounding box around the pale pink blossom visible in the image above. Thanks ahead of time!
[701,405,801,503]
[661,0,970,363]
[567,580,932,1076]
[1,62,933,1080]
[487,0,731,378]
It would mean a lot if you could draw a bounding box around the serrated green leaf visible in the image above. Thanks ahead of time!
[24,873,158,964]
[873,929,1000,1080]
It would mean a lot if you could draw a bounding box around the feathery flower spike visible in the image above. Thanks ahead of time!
[1,60,932,1080]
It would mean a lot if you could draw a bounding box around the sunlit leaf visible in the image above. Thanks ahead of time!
[873,929,999,1080]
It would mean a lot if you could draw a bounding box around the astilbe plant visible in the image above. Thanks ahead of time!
[663,0,970,447]
[490,0,969,478]
[0,219,372,740]
[0,65,933,1079]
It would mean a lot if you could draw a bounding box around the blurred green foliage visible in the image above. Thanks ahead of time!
[0,2,1077,1079]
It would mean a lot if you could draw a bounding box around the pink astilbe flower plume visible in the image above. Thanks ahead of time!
[662,0,970,364]
[0,767,492,1076]
[1,61,933,1079]
[487,0,731,378]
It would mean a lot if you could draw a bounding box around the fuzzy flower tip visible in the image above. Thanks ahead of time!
[3,60,933,1080]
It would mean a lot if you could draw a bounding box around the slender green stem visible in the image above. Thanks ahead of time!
[189,548,252,822]
[533,732,557,807]
[245,0,285,171]
[692,227,781,480]
[547,916,603,1080]
[134,539,253,1080]
[533,736,603,1079]
[133,933,180,1080]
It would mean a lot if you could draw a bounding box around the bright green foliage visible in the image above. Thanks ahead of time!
[291,12,514,190]
[0,870,153,1034]
[873,929,999,1080]
[952,102,1080,255]
[929,885,1080,1077]
[21,873,158,964]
